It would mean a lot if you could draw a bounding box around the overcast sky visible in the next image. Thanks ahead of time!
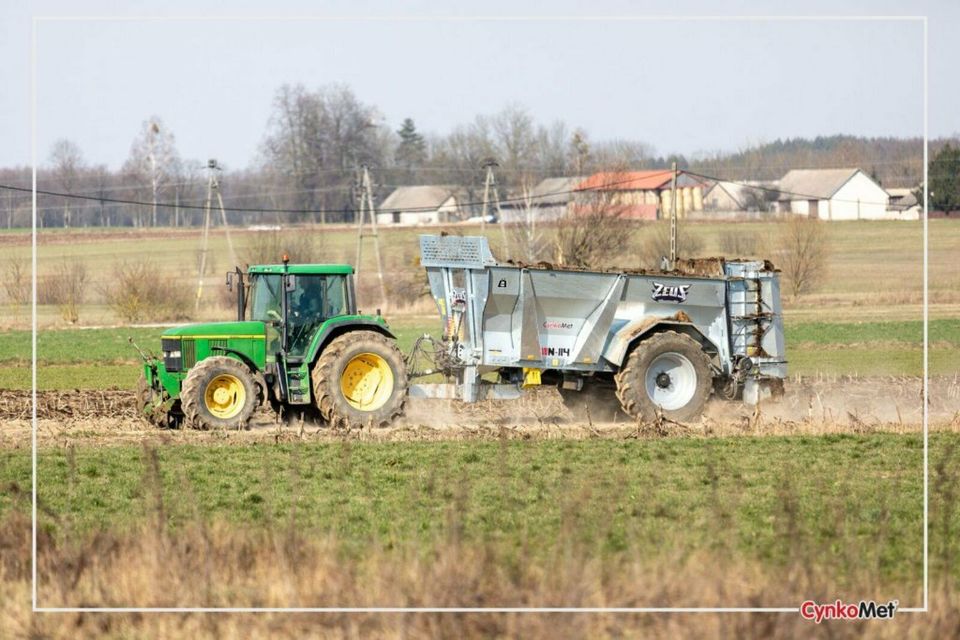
[1,0,957,171]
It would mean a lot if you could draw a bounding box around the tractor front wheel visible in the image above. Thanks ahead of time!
[181,356,258,430]
[312,331,407,429]
[136,371,167,428]
[615,331,713,422]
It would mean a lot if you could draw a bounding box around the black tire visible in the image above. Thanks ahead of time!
[312,330,407,429]
[180,356,258,430]
[615,331,713,422]
[136,371,167,428]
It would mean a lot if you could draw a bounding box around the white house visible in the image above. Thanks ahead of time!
[776,168,889,220]
[376,186,459,225]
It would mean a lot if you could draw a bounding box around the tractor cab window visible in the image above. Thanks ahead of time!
[287,275,349,356]
[248,274,282,323]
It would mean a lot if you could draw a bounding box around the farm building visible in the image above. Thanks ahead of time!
[573,170,705,220]
[702,179,779,214]
[886,188,921,220]
[376,186,460,225]
[775,168,889,220]
[499,176,584,223]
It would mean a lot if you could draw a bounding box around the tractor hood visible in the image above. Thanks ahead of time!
[162,320,266,339]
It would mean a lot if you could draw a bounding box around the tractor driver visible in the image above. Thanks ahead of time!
[293,277,324,319]
[288,277,325,354]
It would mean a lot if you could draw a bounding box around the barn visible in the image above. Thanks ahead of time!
[574,170,705,220]
[499,176,585,223]
[376,186,459,225]
[775,168,889,220]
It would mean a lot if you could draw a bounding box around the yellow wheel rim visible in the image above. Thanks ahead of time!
[340,352,394,412]
[204,373,246,419]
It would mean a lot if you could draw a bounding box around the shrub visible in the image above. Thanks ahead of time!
[638,222,705,269]
[38,258,87,323]
[384,268,429,308]
[103,259,193,323]
[3,257,31,307]
[718,229,758,256]
[241,229,323,266]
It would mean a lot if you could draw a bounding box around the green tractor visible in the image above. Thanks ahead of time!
[136,260,407,430]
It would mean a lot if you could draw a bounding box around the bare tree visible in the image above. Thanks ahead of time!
[553,173,634,268]
[241,229,324,265]
[429,120,495,210]
[124,116,179,227]
[88,164,112,227]
[48,139,85,228]
[491,104,536,177]
[569,128,591,176]
[170,159,205,227]
[506,179,550,263]
[0,167,30,228]
[261,83,387,224]
[775,216,830,298]
[592,139,655,171]
[739,186,778,212]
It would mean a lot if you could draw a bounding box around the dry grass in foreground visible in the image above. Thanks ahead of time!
[0,508,958,639]
[0,438,958,639]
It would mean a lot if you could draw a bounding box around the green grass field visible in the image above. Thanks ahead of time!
[3,432,944,588]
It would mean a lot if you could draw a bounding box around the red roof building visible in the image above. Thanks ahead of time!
[572,170,705,220]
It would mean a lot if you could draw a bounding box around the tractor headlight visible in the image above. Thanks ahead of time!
[161,338,183,372]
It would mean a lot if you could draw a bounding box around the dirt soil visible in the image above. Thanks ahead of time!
[2,376,958,448]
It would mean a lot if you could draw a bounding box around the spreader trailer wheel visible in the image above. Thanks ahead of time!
[180,356,259,430]
[615,331,714,422]
[312,330,407,429]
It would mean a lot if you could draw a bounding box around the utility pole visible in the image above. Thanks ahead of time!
[354,164,386,308]
[670,162,678,269]
[481,159,509,257]
[195,159,237,313]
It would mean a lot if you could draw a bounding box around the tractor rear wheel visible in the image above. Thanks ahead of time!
[312,331,407,429]
[615,331,713,422]
[180,356,258,430]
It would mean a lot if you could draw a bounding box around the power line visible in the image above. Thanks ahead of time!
[4,165,934,219]
[0,171,675,217]
[22,156,931,184]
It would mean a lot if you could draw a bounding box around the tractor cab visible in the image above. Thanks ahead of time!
[239,263,356,357]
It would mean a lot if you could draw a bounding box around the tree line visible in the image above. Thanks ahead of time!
[0,82,954,229]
